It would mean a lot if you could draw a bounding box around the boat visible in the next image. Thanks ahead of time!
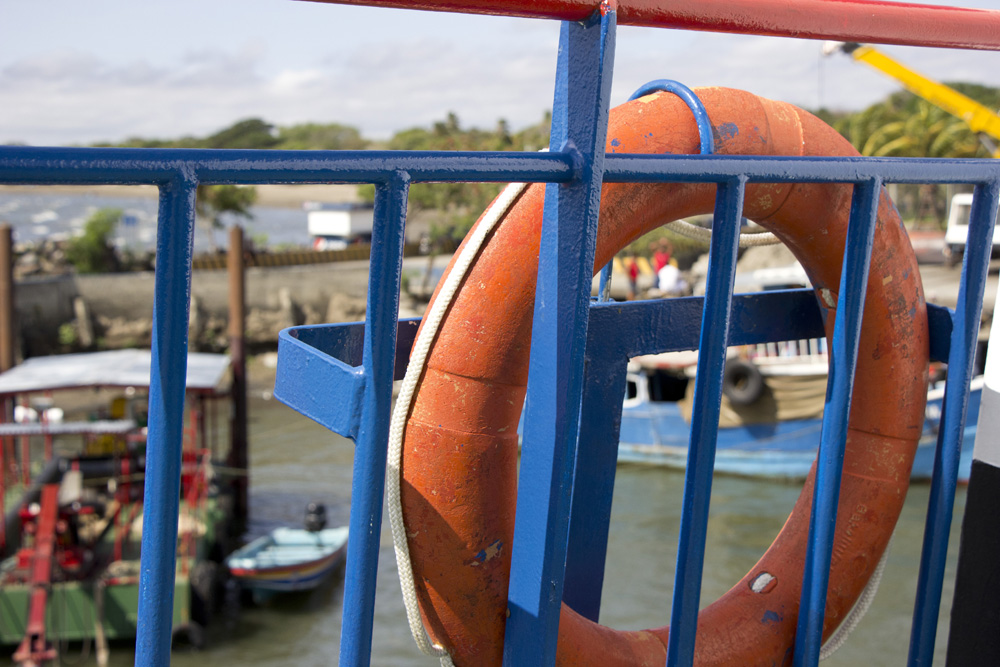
[617,346,982,481]
[0,349,241,663]
[226,504,348,602]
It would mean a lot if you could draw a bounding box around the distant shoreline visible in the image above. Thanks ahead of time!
[0,183,361,210]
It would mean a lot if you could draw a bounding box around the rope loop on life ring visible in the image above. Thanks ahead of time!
[599,80,779,300]
[389,86,928,666]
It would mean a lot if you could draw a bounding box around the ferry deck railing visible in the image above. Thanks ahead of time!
[2,1,1000,665]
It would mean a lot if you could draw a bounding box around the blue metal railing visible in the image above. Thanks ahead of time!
[2,2,1000,666]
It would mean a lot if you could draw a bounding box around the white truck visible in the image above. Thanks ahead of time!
[943,192,1000,267]
[307,202,374,250]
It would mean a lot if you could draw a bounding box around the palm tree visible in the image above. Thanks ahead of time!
[838,96,990,224]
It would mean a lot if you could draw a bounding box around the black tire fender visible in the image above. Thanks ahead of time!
[722,358,765,406]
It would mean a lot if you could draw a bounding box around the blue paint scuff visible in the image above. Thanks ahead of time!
[714,122,739,144]
[474,539,504,564]
[761,609,782,625]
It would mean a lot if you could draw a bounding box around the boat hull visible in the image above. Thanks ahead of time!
[618,384,981,481]
[226,527,348,594]
[0,569,191,644]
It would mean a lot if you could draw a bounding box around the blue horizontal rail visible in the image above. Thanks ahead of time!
[3,146,999,186]
[280,294,955,374]
[604,155,1000,184]
[0,146,574,185]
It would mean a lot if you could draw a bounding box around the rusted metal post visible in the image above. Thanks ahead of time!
[227,225,248,531]
[0,224,13,518]
[0,224,14,374]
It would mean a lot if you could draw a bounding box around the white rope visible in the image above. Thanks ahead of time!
[386,182,529,667]
[663,218,781,247]
[819,535,894,660]
[383,182,779,666]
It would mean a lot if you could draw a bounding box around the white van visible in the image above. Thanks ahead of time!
[943,192,1000,267]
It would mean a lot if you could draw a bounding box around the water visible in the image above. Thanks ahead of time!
[0,190,968,664]
[0,191,312,252]
[78,392,957,666]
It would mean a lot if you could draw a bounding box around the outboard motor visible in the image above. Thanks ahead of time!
[304,502,327,532]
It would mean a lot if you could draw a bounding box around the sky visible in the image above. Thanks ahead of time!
[4,0,1000,146]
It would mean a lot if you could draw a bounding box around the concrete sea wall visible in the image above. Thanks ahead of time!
[16,260,377,358]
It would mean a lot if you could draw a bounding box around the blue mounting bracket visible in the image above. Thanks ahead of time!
[274,319,420,441]
[274,294,954,443]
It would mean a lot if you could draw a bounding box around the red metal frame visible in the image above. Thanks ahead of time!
[13,485,59,665]
[115,457,133,562]
[178,449,211,575]
[307,0,1000,50]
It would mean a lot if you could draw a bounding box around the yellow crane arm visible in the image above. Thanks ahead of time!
[847,43,1000,157]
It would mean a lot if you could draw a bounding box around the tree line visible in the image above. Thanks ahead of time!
[95,81,998,247]
[100,114,551,250]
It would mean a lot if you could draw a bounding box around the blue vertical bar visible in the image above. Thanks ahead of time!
[793,179,881,665]
[503,9,615,666]
[597,262,614,302]
[135,175,197,667]
[339,173,410,667]
[562,353,629,619]
[908,180,1000,666]
[666,178,745,667]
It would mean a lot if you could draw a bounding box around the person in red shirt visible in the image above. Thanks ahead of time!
[625,252,639,299]
[652,239,673,289]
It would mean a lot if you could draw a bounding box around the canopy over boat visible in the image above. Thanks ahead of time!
[0,349,230,397]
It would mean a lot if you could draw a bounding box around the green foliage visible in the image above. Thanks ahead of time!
[204,118,280,149]
[66,208,122,274]
[197,185,257,227]
[96,117,372,152]
[275,123,369,150]
[830,85,1000,225]
[811,107,851,128]
[358,111,551,245]
[196,185,258,249]
[99,137,172,149]
[835,88,993,159]
[90,113,550,246]
[58,322,78,347]
[90,79,1000,234]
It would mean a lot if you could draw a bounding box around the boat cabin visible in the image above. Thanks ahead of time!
[0,349,236,662]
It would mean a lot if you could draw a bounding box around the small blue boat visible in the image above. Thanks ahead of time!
[617,349,981,481]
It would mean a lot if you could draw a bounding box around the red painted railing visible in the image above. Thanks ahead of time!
[306,0,1000,50]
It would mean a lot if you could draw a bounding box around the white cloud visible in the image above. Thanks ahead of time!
[3,8,1000,147]
[1,32,560,145]
[269,69,326,94]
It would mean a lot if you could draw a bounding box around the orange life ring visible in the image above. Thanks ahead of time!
[399,87,928,666]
